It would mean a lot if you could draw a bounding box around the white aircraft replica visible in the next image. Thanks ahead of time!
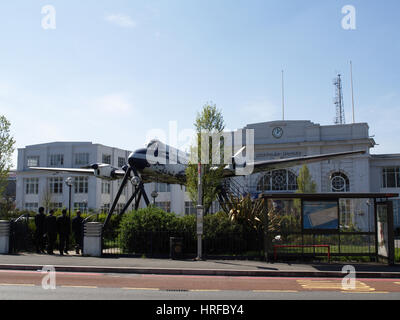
[31,139,365,228]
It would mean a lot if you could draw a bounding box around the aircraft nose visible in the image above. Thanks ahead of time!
[128,148,150,170]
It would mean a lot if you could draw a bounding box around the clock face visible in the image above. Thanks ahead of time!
[272,127,283,139]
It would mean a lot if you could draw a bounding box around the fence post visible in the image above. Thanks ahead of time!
[0,221,10,254]
[83,222,102,257]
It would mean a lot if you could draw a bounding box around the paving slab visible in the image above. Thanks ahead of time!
[1,253,400,278]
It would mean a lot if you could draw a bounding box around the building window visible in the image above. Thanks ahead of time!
[330,172,350,192]
[185,201,196,215]
[74,177,88,194]
[155,201,171,212]
[101,181,111,194]
[49,154,64,166]
[382,167,400,188]
[101,203,110,213]
[25,178,39,194]
[49,202,63,210]
[74,202,88,213]
[118,157,126,168]
[27,156,40,167]
[74,153,89,166]
[102,154,111,165]
[155,183,171,193]
[116,203,126,214]
[48,177,63,194]
[25,202,39,211]
[117,180,128,196]
[257,169,298,192]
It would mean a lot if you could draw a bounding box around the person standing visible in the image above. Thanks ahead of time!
[34,207,46,254]
[45,209,57,255]
[72,210,84,254]
[57,209,71,255]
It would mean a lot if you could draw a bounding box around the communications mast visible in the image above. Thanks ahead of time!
[333,74,346,125]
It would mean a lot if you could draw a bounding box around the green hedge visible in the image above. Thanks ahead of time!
[118,207,256,255]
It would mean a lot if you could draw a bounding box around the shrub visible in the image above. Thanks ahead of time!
[119,207,183,253]
[203,211,243,240]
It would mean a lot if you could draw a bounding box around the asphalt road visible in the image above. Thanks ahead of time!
[0,269,400,300]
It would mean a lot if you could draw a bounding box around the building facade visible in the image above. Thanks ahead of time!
[232,120,400,230]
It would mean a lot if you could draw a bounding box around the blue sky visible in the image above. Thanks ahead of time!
[0,0,399,168]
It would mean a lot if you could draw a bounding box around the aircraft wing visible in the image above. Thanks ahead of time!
[29,167,126,179]
[30,167,96,175]
[223,150,366,178]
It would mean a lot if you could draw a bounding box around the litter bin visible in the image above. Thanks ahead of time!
[170,237,183,260]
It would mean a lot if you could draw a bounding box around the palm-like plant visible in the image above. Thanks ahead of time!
[228,194,282,233]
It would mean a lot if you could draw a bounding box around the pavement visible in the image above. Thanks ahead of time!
[1,252,400,278]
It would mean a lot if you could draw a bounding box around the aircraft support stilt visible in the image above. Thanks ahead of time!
[103,167,132,229]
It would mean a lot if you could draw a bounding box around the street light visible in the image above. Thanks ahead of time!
[196,162,203,261]
[83,199,88,213]
[65,177,73,219]
[151,190,158,205]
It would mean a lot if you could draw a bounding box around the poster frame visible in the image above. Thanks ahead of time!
[301,198,340,234]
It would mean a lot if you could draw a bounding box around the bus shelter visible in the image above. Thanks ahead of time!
[259,192,398,265]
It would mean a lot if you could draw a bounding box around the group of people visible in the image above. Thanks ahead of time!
[34,207,84,255]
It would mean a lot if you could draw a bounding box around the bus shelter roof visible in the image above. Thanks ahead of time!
[258,192,399,200]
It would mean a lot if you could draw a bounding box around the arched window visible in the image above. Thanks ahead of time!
[257,169,298,192]
[330,172,350,192]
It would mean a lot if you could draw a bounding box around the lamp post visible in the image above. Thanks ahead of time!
[83,199,88,214]
[196,162,203,260]
[151,190,158,205]
[65,177,73,219]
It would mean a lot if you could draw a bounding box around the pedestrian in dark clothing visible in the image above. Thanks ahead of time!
[72,210,84,254]
[45,210,57,255]
[34,207,46,254]
[57,209,70,255]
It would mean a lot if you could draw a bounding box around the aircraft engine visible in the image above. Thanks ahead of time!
[91,163,120,180]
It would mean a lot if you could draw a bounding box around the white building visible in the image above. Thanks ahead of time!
[233,120,400,229]
[15,120,400,228]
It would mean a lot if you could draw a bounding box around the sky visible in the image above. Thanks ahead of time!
[0,0,399,168]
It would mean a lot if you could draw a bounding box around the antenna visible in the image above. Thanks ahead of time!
[281,69,285,121]
[333,73,345,125]
[350,61,355,123]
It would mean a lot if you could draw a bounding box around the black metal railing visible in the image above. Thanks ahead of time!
[102,230,377,261]
[9,216,35,253]
[269,231,376,261]
[102,231,264,258]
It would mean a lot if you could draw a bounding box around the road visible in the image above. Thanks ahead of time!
[0,269,400,300]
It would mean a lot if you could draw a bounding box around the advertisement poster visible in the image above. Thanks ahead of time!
[303,201,339,230]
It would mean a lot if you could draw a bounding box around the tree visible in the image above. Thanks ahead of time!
[296,165,317,193]
[293,164,317,219]
[0,116,16,198]
[41,184,53,214]
[185,102,225,214]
